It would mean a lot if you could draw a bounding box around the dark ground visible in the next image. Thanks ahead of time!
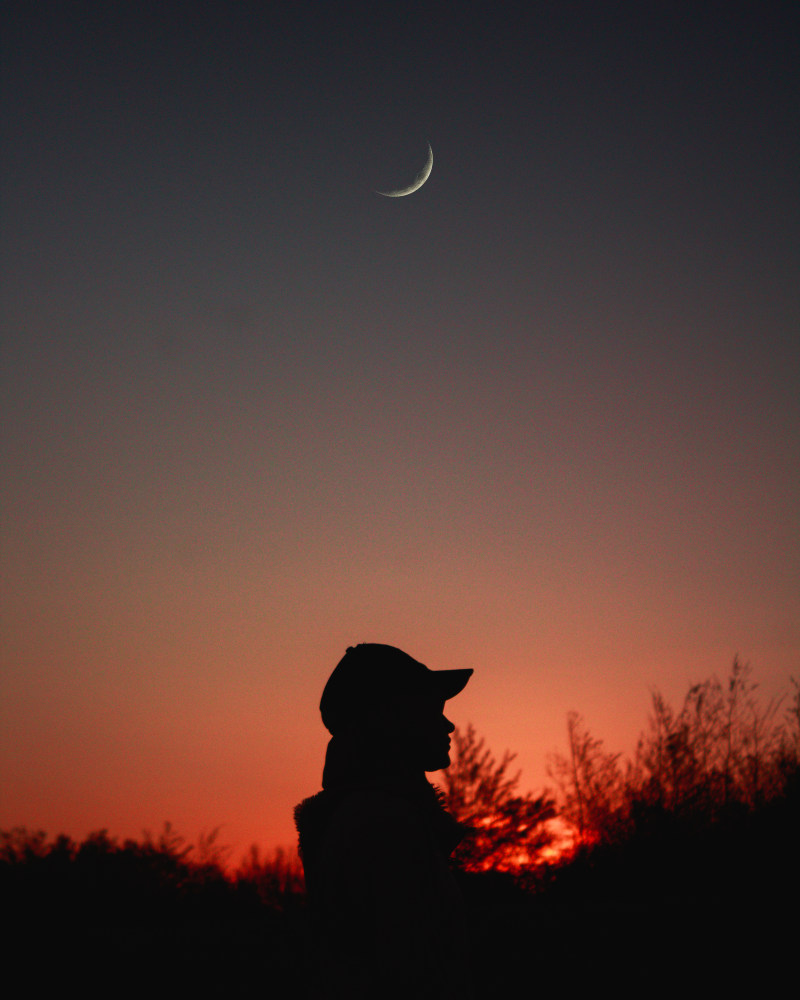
[11,870,792,997]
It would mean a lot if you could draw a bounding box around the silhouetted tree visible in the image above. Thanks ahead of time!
[438,724,555,872]
[547,712,626,845]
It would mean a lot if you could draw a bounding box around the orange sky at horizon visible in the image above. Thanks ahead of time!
[3,604,796,859]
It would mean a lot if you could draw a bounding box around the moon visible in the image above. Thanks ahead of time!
[375,143,433,197]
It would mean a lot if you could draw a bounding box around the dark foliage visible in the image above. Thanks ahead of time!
[438,723,555,872]
[2,823,306,994]
[1,822,306,924]
[548,658,800,852]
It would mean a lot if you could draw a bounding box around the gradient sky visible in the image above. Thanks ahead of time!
[2,1,798,858]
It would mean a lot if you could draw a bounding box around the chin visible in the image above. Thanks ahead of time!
[425,751,451,772]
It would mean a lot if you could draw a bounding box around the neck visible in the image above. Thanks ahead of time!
[322,734,426,790]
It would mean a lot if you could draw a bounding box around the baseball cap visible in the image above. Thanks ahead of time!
[320,643,472,734]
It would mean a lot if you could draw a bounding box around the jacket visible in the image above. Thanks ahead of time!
[295,774,474,999]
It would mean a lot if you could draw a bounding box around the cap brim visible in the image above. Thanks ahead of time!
[431,668,473,700]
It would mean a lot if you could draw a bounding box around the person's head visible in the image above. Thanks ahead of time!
[320,643,472,772]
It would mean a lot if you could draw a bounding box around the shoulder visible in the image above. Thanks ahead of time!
[325,785,433,854]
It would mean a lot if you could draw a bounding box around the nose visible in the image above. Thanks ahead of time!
[444,715,455,734]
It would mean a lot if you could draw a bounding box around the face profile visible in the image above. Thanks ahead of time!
[389,697,455,772]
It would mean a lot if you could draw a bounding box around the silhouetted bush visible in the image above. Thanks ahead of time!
[2,824,308,996]
[548,659,799,849]
[1,822,305,927]
[236,843,305,912]
[542,659,800,917]
[439,723,555,873]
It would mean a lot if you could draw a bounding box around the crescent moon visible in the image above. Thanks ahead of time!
[376,143,433,198]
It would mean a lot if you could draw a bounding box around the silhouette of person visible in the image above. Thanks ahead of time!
[295,643,475,999]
